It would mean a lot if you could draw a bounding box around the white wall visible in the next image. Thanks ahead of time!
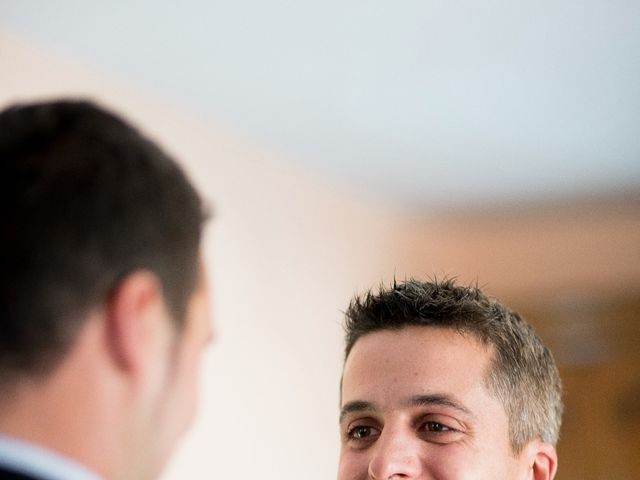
[0,31,422,480]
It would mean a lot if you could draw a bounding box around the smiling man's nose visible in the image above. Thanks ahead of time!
[368,429,422,479]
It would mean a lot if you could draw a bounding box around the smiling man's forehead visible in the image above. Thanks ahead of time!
[341,327,494,414]
[343,326,490,375]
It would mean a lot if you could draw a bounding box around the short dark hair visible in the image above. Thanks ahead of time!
[344,278,563,453]
[0,99,207,381]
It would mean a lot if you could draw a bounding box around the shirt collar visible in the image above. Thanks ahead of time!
[0,436,103,480]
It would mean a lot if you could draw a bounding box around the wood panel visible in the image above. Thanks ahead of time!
[518,297,640,480]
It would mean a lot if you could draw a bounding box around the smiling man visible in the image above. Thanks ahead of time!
[0,100,212,480]
[338,279,563,480]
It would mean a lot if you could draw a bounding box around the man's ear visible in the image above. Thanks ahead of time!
[104,271,166,375]
[525,440,558,480]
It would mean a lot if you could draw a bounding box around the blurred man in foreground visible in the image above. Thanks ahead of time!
[0,100,212,480]
[338,279,563,480]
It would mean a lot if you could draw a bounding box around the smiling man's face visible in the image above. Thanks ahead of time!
[338,326,534,480]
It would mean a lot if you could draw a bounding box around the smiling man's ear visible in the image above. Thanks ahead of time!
[525,440,558,480]
[104,271,168,376]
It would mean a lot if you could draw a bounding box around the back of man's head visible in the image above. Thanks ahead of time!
[0,99,205,384]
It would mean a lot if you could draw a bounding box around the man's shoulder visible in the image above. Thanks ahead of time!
[0,465,43,480]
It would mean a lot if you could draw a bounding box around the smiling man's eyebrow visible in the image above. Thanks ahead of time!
[339,400,376,423]
[339,394,474,424]
[406,394,475,418]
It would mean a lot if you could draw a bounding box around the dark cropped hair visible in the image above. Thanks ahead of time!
[344,278,563,453]
[0,99,207,380]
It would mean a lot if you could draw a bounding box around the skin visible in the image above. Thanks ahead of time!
[338,326,557,480]
[142,259,214,478]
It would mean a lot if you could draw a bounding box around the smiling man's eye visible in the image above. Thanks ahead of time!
[424,421,453,432]
[347,425,379,441]
[417,419,466,444]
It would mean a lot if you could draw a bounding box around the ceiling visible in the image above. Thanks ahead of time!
[2,1,639,210]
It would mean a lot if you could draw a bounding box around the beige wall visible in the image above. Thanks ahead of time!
[408,198,640,300]
[0,31,421,479]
